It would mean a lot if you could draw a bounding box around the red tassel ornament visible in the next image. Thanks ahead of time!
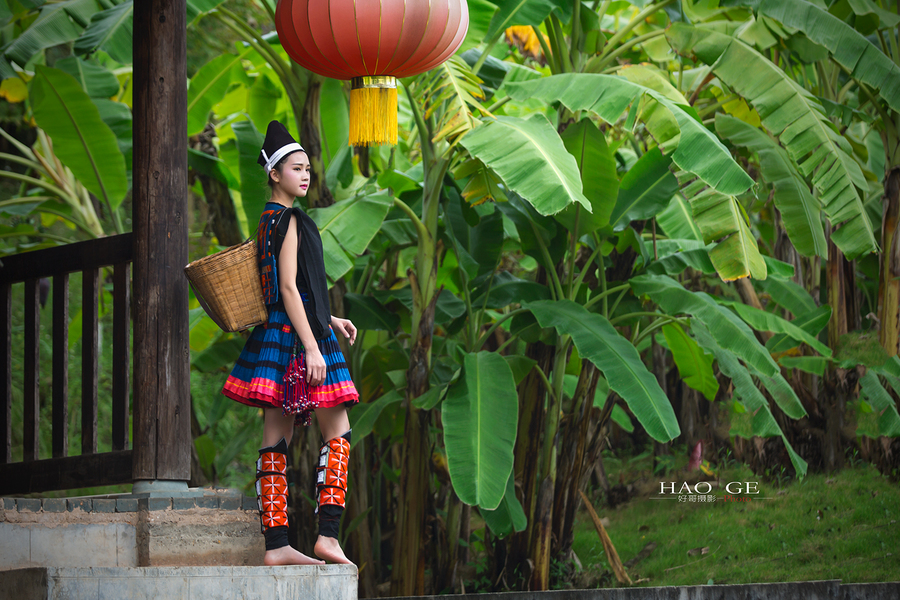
[283,343,316,426]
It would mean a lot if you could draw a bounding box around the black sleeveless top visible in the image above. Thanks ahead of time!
[257,202,331,340]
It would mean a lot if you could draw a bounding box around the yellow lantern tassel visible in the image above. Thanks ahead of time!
[349,76,398,147]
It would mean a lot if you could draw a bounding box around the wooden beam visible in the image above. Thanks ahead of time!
[132,0,190,482]
[0,451,133,496]
[0,234,133,284]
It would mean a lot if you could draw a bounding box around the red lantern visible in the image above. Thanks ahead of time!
[276,0,469,146]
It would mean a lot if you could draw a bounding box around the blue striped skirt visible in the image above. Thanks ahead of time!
[223,304,359,426]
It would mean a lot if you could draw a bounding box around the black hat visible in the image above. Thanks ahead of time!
[258,121,305,171]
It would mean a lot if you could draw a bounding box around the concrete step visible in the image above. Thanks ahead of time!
[0,565,357,600]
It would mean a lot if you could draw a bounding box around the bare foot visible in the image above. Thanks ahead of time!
[314,536,355,565]
[264,545,325,566]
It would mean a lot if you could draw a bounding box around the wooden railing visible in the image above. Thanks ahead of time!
[0,234,134,495]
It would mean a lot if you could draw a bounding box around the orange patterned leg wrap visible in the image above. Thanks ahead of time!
[316,435,350,509]
[256,438,290,549]
[316,431,351,540]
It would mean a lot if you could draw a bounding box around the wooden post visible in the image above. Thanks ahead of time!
[132,0,190,483]
[52,274,69,459]
[82,269,99,455]
[1,282,9,464]
[24,279,39,462]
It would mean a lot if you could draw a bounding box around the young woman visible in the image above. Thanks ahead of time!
[222,121,359,566]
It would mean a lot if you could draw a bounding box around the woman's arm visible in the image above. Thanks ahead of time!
[278,214,327,386]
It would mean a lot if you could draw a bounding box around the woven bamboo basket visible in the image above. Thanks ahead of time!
[183,239,267,332]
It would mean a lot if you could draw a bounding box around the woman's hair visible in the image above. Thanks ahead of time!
[266,153,291,188]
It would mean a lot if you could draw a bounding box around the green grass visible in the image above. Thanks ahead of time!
[572,461,900,587]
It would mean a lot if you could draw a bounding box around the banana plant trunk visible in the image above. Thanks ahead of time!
[509,341,552,586]
[528,337,569,589]
[391,148,446,595]
[347,437,376,598]
[552,362,600,558]
[877,122,900,357]
[299,71,335,209]
[823,234,860,471]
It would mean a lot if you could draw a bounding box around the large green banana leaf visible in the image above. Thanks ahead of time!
[460,0,497,53]
[718,299,832,357]
[756,277,818,318]
[73,0,132,64]
[759,0,900,113]
[647,246,716,276]
[460,115,591,216]
[480,471,527,538]
[667,23,877,259]
[30,66,128,211]
[472,271,552,309]
[557,118,618,235]
[778,356,828,376]
[372,288,467,325]
[483,0,570,42]
[54,56,119,98]
[442,351,519,509]
[765,304,833,356]
[617,64,691,155]
[232,119,266,236]
[186,0,227,22]
[310,191,394,282]
[4,0,101,67]
[320,79,349,170]
[630,274,780,377]
[662,323,719,401]
[503,74,754,197]
[657,196,704,241]
[527,299,680,442]
[349,390,404,446]
[497,193,565,266]
[344,294,400,332]
[188,50,253,136]
[847,0,900,28]
[94,98,133,184]
[753,369,807,420]
[858,372,900,437]
[610,147,677,231]
[246,75,283,139]
[419,56,488,146]
[445,198,504,280]
[692,321,808,477]
[876,357,900,397]
[715,113,827,259]
[690,188,767,280]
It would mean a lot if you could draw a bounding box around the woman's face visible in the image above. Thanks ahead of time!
[272,151,311,197]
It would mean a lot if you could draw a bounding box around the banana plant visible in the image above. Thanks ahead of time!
[746,0,900,357]
[1,0,134,241]
[0,65,129,243]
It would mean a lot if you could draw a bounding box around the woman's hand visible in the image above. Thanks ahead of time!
[305,346,327,386]
[331,316,357,345]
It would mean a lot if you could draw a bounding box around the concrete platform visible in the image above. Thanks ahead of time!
[1,491,264,570]
[0,565,358,600]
